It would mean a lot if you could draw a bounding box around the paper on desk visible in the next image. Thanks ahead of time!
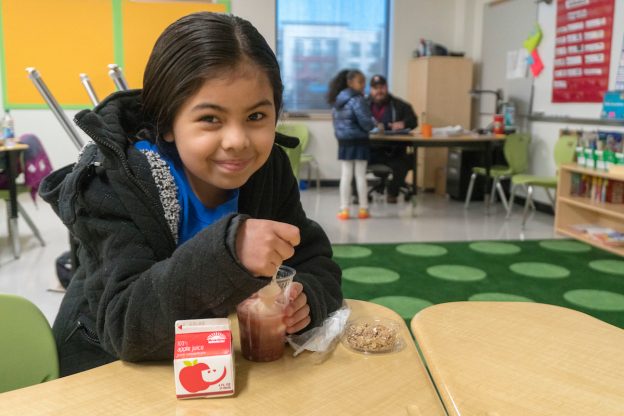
[432,125,467,136]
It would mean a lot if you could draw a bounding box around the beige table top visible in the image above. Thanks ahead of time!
[0,142,28,152]
[411,302,624,416]
[0,299,445,416]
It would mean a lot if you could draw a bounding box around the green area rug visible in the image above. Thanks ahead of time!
[332,240,624,329]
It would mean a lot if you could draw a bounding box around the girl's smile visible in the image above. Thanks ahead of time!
[213,157,254,173]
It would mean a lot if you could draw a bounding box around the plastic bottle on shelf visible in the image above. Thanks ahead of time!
[502,102,516,127]
[493,114,505,134]
[2,109,15,145]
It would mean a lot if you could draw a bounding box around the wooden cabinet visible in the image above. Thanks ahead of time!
[407,57,473,190]
[555,164,624,256]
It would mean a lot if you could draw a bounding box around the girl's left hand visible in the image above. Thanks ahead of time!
[283,282,311,334]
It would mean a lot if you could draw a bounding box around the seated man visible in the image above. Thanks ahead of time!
[367,75,417,203]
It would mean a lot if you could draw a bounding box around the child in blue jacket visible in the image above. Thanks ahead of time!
[328,69,376,219]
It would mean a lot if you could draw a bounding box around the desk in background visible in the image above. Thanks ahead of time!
[369,132,505,213]
[0,300,446,416]
[0,142,28,258]
[411,302,624,415]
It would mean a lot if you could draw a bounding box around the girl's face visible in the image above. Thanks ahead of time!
[165,63,276,208]
[347,74,365,93]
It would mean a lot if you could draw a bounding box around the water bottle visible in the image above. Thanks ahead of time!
[502,102,516,127]
[2,109,15,140]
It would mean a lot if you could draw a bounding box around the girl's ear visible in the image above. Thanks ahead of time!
[163,131,174,143]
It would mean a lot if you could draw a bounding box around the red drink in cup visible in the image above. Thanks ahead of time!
[236,265,295,362]
[236,296,286,362]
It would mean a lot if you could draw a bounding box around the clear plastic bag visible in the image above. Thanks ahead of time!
[286,303,351,361]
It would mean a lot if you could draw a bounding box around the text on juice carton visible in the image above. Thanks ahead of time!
[174,318,235,399]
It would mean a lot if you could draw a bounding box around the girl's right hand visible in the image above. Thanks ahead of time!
[235,219,300,277]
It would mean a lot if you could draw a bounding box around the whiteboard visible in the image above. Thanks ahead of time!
[479,0,538,119]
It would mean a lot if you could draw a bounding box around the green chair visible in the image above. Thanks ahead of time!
[277,141,302,180]
[276,123,320,189]
[506,134,577,227]
[276,124,303,179]
[0,294,59,392]
[464,133,531,211]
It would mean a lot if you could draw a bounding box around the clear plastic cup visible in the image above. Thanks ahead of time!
[236,295,286,362]
[236,266,296,362]
[275,265,296,301]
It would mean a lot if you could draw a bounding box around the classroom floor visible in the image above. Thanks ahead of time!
[0,187,558,325]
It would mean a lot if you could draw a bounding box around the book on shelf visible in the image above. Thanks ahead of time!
[569,173,624,203]
[569,224,624,247]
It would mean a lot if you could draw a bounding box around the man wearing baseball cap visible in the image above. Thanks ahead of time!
[367,75,417,203]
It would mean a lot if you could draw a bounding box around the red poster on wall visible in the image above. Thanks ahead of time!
[552,0,615,103]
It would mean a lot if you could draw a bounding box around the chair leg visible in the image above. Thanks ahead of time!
[496,180,509,212]
[17,202,45,247]
[523,184,536,210]
[506,184,517,219]
[521,185,534,228]
[313,160,320,190]
[490,177,498,204]
[6,202,21,259]
[464,173,477,209]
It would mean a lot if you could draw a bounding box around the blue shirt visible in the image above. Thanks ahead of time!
[134,140,239,245]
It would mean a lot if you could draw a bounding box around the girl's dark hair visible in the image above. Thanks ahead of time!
[139,12,283,150]
[326,69,364,105]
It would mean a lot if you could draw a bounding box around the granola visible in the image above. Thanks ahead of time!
[344,320,398,353]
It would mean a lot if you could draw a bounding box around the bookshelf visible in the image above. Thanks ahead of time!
[555,164,624,256]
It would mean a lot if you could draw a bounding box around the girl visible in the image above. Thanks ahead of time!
[40,12,343,376]
[328,69,376,220]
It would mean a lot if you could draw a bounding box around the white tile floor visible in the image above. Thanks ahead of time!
[0,188,558,325]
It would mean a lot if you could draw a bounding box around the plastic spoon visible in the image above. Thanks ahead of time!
[258,266,281,304]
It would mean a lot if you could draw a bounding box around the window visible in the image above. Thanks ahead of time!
[277,0,390,112]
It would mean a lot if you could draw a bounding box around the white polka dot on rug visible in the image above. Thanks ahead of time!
[427,265,487,281]
[342,267,400,284]
[563,289,624,312]
[539,240,591,253]
[469,242,521,255]
[588,260,624,276]
[332,245,373,259]
[396,243,448,257]
[469,292,534,302]
[509,262,569,279]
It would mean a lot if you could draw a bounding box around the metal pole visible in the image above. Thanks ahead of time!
[108,64,129,91]
[26,67,85,150]
[80,73,100,106]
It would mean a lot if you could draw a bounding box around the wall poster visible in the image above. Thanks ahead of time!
[552,0,615,103]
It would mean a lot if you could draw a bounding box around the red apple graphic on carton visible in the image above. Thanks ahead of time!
[179,359,227,393]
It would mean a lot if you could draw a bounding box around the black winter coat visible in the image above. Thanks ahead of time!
[40,90,343,376]
[366,94,418,131]
[332,88,376,142]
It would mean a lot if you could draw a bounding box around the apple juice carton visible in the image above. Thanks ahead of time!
[174,318,235,399]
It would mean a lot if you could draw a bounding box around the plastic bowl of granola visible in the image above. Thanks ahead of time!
[341,317,404,354]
